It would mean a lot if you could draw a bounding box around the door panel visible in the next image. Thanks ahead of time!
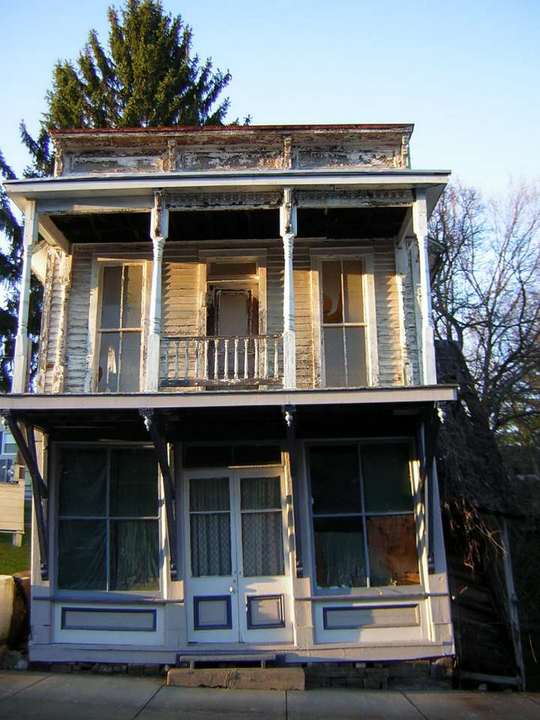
[186,473,239,643]
[185,467,293,644]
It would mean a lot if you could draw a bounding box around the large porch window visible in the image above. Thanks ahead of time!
[57,446,159,592]
[308,442,420,589]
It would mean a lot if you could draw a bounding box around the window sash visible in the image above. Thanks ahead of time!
[320,259,369,387]
[97,263,144,393]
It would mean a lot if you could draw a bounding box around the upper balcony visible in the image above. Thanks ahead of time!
[3,124,450,398]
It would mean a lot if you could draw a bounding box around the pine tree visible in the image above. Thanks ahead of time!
[0,0,236,389]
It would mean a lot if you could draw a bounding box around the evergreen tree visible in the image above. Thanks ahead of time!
[0,0,236,389]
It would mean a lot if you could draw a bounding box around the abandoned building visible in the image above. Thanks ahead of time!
[1,124,457,668]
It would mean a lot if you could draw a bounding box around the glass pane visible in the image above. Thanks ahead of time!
[59,448,107,516]
[343,260,364,323]
[58,520,106,590]
[324,327,346,386]
[322,261,343,324]
[309,445,361,514]
[241,476,281,510]
[345,327,367,386]
[208,262,257,279]
[362,444,414,512]
[367,514,419,586]
[121,265,143,328]
[314,516,366,588]
[118,332,141,392]
[184,446,233,468]
[110,448,157,517]
[98,332,120,392]
[191,513,231,576]
[190,477,230,512]
[100,266,122,329]
[242,512,284,576]
[109,520,159,591]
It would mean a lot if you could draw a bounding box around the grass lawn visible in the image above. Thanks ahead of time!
[0,529,31,575]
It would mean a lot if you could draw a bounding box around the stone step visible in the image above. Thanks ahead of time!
[167,667,305,691]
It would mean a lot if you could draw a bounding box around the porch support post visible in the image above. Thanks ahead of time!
[13,200,39,393]
[284,405,303,577]
[140,408,178,580]
[145,191,169,392]
[280,188,297,389]
[4,413,49,580]
[412,188,437,385]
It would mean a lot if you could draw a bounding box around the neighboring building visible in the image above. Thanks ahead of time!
[1,124,456,667]
[0,425,25,545]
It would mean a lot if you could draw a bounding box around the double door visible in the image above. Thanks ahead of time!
[185,467,293,644]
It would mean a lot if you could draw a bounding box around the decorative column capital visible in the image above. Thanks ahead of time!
[280,187,297,237]
[151,190,169,241]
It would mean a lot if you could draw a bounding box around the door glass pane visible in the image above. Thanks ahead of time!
[59,448,107,516]
[98,332,120,392]
[309,446,361,514]
[242,512,284,576]
[323,327,346,386]
[118,332,141,392]
[322,261,343,323]
[217,291,250,336]
[110,448,157,516]
[314,516,366,588]
[190,513,231,576]
[190,477,230,511]
[362,444,414,512]
[122,265,143,328]
[343,260,364,323]
[109,519,159,590]
[100,266,122,329]
[345,327,367,386]
[367,514,419,586]
[241,476,281,510]
[58,520,106,590]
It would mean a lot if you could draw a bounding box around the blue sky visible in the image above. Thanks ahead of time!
[1,0,539,194]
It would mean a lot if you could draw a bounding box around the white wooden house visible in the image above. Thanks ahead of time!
[1,124,456,667]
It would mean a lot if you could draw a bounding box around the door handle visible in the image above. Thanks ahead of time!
[229,585,234,593]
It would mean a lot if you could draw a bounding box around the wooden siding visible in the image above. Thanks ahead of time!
[64,246,93,392]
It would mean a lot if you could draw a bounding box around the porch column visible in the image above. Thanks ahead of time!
[12,200,38,393]
[412,188,437,385]
[280,188,297,389]
[145,191,169,392]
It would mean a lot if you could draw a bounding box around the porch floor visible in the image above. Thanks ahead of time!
[1,672,539,719]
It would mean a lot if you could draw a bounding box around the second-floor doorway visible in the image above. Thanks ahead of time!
[205,260,260,384]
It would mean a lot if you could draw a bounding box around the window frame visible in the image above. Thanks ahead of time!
[305,438,423,595]
[87,258,149,393]
[51,442,164,599]
[311,251,379,388]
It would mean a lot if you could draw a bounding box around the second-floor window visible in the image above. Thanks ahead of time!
[97,264,143,392]
[320,259,368,386]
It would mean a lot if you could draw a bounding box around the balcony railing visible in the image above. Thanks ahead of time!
[160,334,283,389]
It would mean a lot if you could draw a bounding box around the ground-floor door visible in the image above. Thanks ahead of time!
[185,466,293,644]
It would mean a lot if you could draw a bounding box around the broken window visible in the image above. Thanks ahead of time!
[97,264,143,392]
[320,259,368,387]
[309,442,419,589]
[57,446,159,592]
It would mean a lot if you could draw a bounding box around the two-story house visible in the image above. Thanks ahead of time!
[1,124,456,668]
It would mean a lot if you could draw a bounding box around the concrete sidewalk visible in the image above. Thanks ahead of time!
[0,671,539,719]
